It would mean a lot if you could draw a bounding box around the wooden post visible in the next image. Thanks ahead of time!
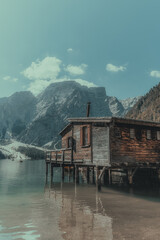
[73,166,75,181]
[92,167,95,184]
[157,168,160,186]
[46,163,48,176]
[62,151,64,164]
[127,167,138,186]
[50,164,53,181]
[55,152,57,163]
[97,166,106,191]
[75,166,79,184]
[68,166,71,182]
[96,166,101,190]
[128,169,133,185]
[87,167,90,183]
[108,169,112,185]
[62,165,64,182]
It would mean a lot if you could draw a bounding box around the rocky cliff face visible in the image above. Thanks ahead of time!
[19,82,113,146]
[0,91,36,137]
[0,81,140,147]
[126,83,160,121]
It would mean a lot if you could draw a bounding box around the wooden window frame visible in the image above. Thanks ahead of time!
[114,128,121,138]
[135,129,142,141]
[157,131,160,140]
[80,125,91,147]
[67,136,73,148]
[146,130,151,140]
[130,128,135,139]
[151,130,156,140]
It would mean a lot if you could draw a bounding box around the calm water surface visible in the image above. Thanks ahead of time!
[0,160,160,240]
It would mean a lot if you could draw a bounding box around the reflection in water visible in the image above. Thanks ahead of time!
[45,183,112,240]
[0,160,160,240]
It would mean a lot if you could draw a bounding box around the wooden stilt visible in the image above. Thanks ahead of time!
[51,164,53,181]
[92,167,95,184]
[68,166,70,182]
[62,165,64,181]
[108,169,112,185]
[157,169,160,186]
[128,169,133,185]
[87,167,90,183]
[127,167,138,186]
[97,166,106,191]
[46,163,48,176]
[96,166,101,190]
[73,166,75,181]
[75,166,79,184]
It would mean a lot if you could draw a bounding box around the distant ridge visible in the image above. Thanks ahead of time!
[126,83,160,122]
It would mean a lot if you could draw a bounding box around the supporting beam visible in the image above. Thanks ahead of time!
[75,166,79,184]
[46,163,48,176]
[50,164,53,182]
[92,167,95,184]
[127,167,138,185]
[96,166,106,191]
[157,168,160,186]
[108,169,112,185]
[73,166,75,181]
[87,167,90,183]
[62,165,64,182]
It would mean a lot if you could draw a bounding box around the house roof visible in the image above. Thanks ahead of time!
[59,117,160,136]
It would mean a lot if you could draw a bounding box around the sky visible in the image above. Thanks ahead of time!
[0,0,160,99]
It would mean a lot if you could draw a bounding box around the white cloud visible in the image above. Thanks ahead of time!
[65,64,87,75]
[22,56,95,95]
[150,70,160,78]
[27,79,54,95]
[22,57,62,80]
[106,63,126,72]
[3,76,18,82]
[27,78,97,95]
[73,78,97,87]
[67,48,73,53]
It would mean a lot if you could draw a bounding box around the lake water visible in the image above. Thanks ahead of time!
[0,159,160,240]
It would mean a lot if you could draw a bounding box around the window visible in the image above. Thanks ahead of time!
[151,130,156,140]
[157,131,160,140]
[80,125,91,147]
[114,128,121,138]
[147,130,151,140]
[136,129,142,140]
[67,137,73,148]
[130,128,135,139]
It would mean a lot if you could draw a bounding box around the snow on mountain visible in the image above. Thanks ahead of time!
[0,139,46,160]
[120,96,141,112]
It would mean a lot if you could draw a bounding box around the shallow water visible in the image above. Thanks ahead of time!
[0,160,160,240]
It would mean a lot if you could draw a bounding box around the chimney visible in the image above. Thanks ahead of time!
[86,102,91,117]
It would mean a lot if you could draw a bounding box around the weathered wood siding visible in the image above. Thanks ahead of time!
[92,126,110,166]
[73,124,91,163]
[110,123,160,163]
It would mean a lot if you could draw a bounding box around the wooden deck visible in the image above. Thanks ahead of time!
[46,148,73,163]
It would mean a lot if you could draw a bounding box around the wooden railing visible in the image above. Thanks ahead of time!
[46,148,73,163]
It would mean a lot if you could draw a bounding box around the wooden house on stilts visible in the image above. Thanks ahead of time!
[46,106,160,188]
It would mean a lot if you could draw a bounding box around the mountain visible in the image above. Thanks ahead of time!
[126,83,160,121]
[0,81,140,147]
[0,91,36,138]
[19,81,113,146]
